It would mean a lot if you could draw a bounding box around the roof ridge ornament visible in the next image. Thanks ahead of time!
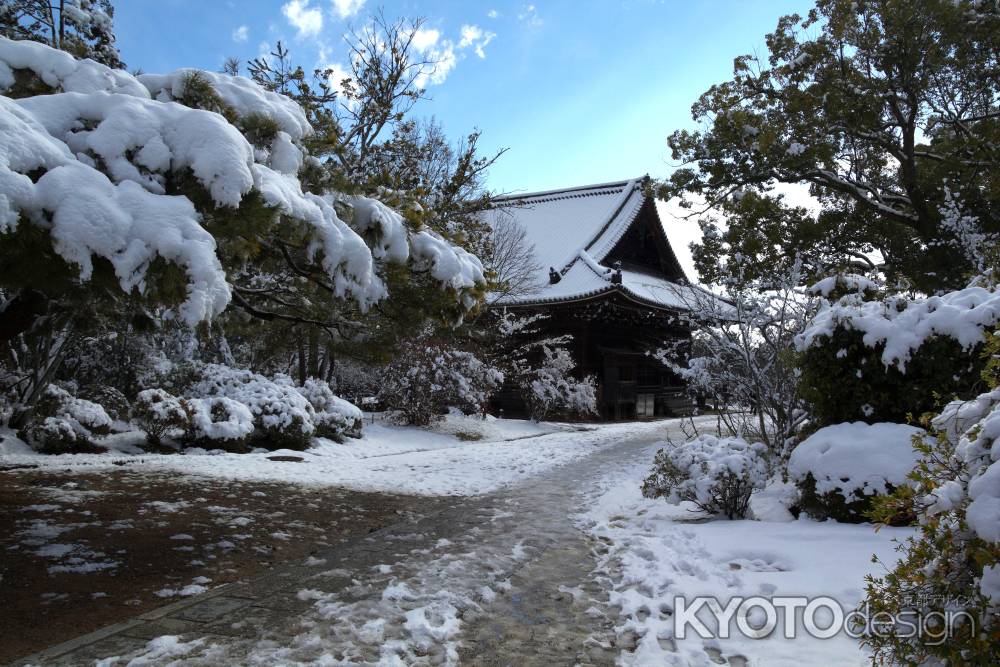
[611,261,623,285]
[549,267,562,284]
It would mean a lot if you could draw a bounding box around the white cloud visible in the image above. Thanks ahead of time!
[331,0,365,19]
[232,25,249,42]
[409,23,498,87]
[282,0,323,38]
[459,24,496,59]
[487,9,499,19]
[324,61,352,98]
[411,27,441,52]
[518,4,543,27]
[414,41,456,88]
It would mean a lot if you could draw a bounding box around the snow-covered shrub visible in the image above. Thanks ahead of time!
[797,282,1000,424]
[522,346,597,421]
[862,354,1000,664]
[296,378,363,441]
[24,416,92,454]
[379,343,504,426]
[131,388,190,445]
[788,422,923,523]
[79,385,130,422]
[35,384,112,434]
[641,435,769,519]
[332,359,382,404]
[23,384,112,453]
[185,396,254,452]
[187,364,316,450]
[144,363,362,449]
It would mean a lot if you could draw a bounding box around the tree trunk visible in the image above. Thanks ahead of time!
[307,329,320,379]
[296,335,307,386]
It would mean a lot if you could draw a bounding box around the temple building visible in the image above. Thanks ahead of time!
[484,176,706,420]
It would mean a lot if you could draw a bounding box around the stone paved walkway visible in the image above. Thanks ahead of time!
[12,424,682,666]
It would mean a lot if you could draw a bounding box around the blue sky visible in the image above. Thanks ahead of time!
[115,1,813,195]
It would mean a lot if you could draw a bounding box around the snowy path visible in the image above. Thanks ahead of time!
[18,420,696,666]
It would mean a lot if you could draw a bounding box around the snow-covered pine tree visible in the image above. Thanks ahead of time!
[0,35,485,430]
[0,0,123,67]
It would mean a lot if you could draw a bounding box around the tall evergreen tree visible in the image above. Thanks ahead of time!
[663,0,1000,291]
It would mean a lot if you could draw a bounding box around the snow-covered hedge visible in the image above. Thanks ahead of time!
[788,422,923,523]
[24,384,112,453]
[863,379,1000,664]
[641,435,769,519]
[797,281,997,424]
[799,283,1000,366]
[146,362,362,449]
[379,343,504,426]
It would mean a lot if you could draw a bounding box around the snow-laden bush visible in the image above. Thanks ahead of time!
[35,384,112,434]
[863,354,1000,664]
[187,364,316,450]
[797,280,1000,424]
[79,385,130,422]
[641,435,769,519]
[186,396,254,452]
[132,388,189,445]
[142,363,364,449]
[296,378,363,441]
[522,345,597,421]
[24,416,90,454]
[379,343,504,426]
[788,422,923,523]
[24,384,112,453]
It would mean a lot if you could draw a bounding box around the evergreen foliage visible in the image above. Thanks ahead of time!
[863,335,1000,664]
[662,0,1000,293]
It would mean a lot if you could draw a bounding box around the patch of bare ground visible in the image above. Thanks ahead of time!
[0,464,446,663]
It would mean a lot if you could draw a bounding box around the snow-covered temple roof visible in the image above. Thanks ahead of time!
[482,177,704,311]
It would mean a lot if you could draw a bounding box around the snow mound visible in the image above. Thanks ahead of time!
[139,68,312,141]
[797,284,1000,369]
[0,36,148,98]
[788,422,923,496]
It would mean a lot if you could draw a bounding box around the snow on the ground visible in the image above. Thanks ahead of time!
[579,442,916,667]
[0,417,666,496]
[0,426,32,455]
